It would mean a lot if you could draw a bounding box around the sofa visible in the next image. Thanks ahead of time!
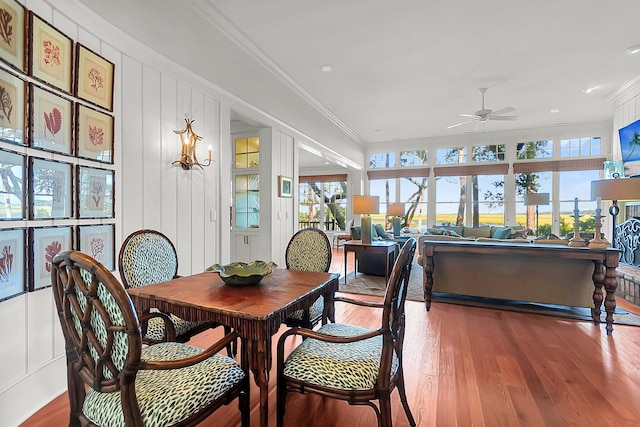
[350,224,408,276]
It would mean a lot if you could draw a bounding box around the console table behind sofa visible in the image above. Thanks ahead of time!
[421,240,620,334]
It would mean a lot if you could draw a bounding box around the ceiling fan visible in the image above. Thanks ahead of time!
[447,88,518,129]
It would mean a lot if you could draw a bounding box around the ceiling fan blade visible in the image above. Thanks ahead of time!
[488,115,518,121]
[459,113,479,118]
[447,119,477,129]
[489,107,515,116]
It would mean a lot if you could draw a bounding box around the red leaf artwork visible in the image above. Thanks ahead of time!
[42,40,61,67]
[88,125,105,147]
[88,68,103,92]
[0,245,13,282]
[43,108,62,136]
[45,240,62,273]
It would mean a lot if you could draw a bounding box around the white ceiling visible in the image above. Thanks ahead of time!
[79,0,640,157]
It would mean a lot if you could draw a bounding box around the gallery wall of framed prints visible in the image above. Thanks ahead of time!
[0,0,116,301]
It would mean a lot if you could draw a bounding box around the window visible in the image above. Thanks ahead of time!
[233,135,260,229]
[515,171,552,234]
[516,140,553,159]
[472,144,506,162]
[436,147,466,164]
[400,150,427,166]
[370,178,397,228]
[235,137,260,168]
[558,169,599,234]
[560,137,601,157]
[299,177,347,231]
[399,176,427,231]
[369,152,396,168]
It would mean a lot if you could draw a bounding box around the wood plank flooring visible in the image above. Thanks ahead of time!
[20,247,640,426]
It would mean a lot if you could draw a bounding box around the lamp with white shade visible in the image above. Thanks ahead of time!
[591,177,640,248]
[387,203,404,237]
[523,192,550,236]
[353,195,379,244]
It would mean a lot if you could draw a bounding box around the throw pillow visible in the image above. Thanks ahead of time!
[427,228,446,235]
[373,224,387,239]
[492,227,513,239]
[444,229,461,237]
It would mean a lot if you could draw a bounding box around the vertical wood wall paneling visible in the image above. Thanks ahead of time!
[121,55,144,233]
[27,289,55,369]
[188,91,206,274]
[0,295,27,387]
[175,83,193,275]
[141,66,163,231]
[161,75,179,247]
[203,96,221,266]
[218,103,232,265]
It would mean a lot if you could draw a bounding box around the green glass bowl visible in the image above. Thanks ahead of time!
[206,260,277,285]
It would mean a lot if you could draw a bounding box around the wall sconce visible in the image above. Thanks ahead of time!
[353,195,379,244]
[387,203,404,237]
[172,117,212,170]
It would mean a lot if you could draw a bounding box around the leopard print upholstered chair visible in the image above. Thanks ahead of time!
[51,250,249,427]
[119,229,234,354]
[284,227,333,329]
[276,238,417,427]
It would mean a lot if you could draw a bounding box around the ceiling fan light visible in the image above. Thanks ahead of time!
[582,86,596,94]
[626,45,640,54]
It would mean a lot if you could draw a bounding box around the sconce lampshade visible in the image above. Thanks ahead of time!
[523,193,550,206]
[591,178,640,201]
[353,195,380,215]
[387,203,405,217]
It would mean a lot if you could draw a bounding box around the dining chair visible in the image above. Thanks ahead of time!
[119,229,234,353]
[276,237,417,427]
[51,250,250,427]
[333,218,354,249]
[284,227,333,329]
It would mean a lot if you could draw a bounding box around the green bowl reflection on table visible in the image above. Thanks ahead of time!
[206,260,277,285]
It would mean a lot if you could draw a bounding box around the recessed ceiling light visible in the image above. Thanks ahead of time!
[582,87,596,94]
[321,65,332,72]
[626,45,640,54]
[550,109,560,113]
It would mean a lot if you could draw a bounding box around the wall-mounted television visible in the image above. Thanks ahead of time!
[619,118,640,177]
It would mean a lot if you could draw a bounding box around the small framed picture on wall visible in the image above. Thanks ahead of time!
[0,67,26,146]
[29,12,73,94]
[0,0,27,72]
[30,84,74,154]
[77,224,114,271]
[29,225,72,290]
[0,227,25,301]
[29,157,73,219]
[0,148,26,219]
[75,43,114,111]
[278,175,292,198]
[76,103,113,163]
[77,165,114,219]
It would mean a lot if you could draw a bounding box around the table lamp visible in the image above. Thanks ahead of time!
[388,203,404,237]
[523,193,550,236]
[591,177,640,248]
[353,195,379,244]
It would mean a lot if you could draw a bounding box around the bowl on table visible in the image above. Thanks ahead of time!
[206,260,277,285]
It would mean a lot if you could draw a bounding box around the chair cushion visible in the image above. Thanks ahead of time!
[144,308,209,342]
[83,342,245,426]
[287,297,324,321]
[282,323,398,391]
[122,233,178,288]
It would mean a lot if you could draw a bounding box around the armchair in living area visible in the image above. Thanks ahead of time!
[350,223,408,276]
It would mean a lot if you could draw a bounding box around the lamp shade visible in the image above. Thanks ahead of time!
[353,195,379,214]
[591,178,640,201]
[523,193,550,206]
[387,203,405,217]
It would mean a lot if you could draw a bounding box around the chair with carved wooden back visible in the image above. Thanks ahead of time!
[51,250,250,427]
[276,237,417,427]
[119,229,235,354]
[333,218,354,249]
[284,227,333,329]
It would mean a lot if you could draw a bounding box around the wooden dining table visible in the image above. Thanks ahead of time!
[127,268,340,427]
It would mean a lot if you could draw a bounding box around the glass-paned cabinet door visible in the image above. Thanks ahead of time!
[235,174,260,228]
[235,137,260,168]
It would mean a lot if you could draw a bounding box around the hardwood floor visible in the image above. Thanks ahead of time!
[21,248,640,426]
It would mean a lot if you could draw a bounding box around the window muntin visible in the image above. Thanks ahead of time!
[399,150,428,166]
[235,137,260,168]
[560,137,601,157]
[516,140,553,159]
[369,152,396,168]
[436,147,466,164]
[234,174,259,228]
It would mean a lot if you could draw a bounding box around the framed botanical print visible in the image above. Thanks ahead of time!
[31,84,74,154]
[75,43,114,111]
[77,223,114,271]
[30,225,72,290]
[29,157,73,219]
[0,148,25,219]
[0,67,26,146]
[77,165,114,219]
[0,227,25,301]
[29,12,73,94]
[76,103,113,163]
[0,0,26,72]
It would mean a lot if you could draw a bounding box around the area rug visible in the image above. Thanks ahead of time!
[338,258,640,327]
